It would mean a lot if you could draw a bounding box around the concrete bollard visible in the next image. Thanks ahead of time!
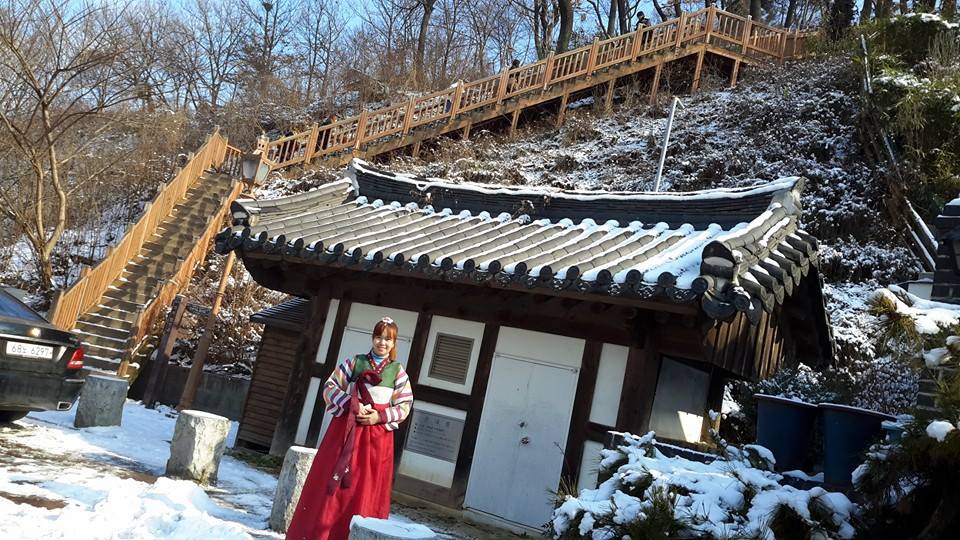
[348,517,436,540]
[164,410,231,484]
[74,374,128,428]
[269,446,317,532]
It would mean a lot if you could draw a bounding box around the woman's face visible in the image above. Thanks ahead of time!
[372,331,395,358]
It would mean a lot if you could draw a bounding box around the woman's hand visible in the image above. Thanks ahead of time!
[356,408,380,425]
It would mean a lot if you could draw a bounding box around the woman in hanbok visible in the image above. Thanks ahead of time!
[286,317,414,540]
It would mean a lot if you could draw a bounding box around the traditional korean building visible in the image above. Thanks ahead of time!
[216,160,833,532]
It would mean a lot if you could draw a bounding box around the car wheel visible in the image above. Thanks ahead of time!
[0,410,29,423]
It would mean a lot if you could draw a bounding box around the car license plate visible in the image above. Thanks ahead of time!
[5,341,54,359]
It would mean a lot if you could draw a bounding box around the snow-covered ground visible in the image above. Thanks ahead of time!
[0,401,517,540]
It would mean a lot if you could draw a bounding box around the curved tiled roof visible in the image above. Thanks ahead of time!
[216,160,820,322]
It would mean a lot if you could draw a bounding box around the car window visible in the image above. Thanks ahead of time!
[0,289,46,322]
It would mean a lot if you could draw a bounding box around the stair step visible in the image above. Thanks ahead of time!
[75,330,129,351]
[99,295,147,313]
[102,286,156,306]
[75,320,131,341]
[78,313,136,331]
[86,304,141,323]
[84,354,122,372]
[82,343,124,363]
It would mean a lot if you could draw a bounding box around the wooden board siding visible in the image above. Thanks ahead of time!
[702,307,787,380]
[236,326,300,451]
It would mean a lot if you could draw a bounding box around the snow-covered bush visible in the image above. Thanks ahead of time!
[550,432,857,540]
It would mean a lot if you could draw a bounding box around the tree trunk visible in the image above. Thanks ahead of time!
[556,0,574,53]
[606,0,617,36]
[617,0,629,34]
[828,0,855,40]
[899,0,908,14]
[861,0,873,22]
[750,0,761,20]
[784,0,798,27]
[415,0,436,89]
[944,0,957,20]
[651,0,669,21]
[673,0,683,17]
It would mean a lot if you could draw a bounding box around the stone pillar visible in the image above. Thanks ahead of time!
[348,517,436,540]
[165,410,231,484]
[74,374,128,428]
[269,446,317,532]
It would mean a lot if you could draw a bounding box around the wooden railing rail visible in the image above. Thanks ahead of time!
[50,130,234,331]
[260,7,812,171]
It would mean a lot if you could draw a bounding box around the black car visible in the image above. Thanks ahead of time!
[0,288,85,422]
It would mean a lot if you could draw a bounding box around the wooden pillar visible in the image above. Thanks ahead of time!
[561,341,602,485]
[451,324,500,502]
[393,312,433,468]
[304,298,352,448]
[462,123,472,140]
[585,37,600,79]
[741,16,753,55]
[411,140,421,159]
[649,63,663,107]
[269,294,332,456]
[675,12,688,49]
[303,123,320,164]
[691,49,706,92]
[509,108,520,136]
[604,78,616,113]
[729,59,741,88]
[615,338,661,435]
[556,92,569,127]
[143,295,187,409]
[704,6,716,45]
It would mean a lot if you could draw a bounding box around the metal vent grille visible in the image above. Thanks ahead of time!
[428,333,474,384]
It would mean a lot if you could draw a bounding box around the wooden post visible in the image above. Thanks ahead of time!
[649,63,663,106]
[353,110,368,151]
[675,12,687,49]
[496,66,510,104]
[604,78,615,112]
[177,251,236,411]
[462,123,472,140]
[778,30,788,62]
[509,108,521,136]
[585,37,600,79]
[449,80,464,120]
[303,123,319,164]
[556,92,569,127]
[741,16,752,54]
[401,96,416,136]
[705,6,716,44]
[412,140,421,159]
[143,295,187,409]
[542,52,555,90]
[692,49,706,92]
[730,58,741,87]
[631,27,644,60]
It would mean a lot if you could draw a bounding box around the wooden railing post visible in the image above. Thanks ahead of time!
[449,80,464,120]
[778,30,787,61]
[705,6,716,44]
[402,96,417,136]
[303,123,320,164]
[585,37,600,79]
[741,15,753,54]
[542,53,555,90]
[675,12,687,49]
[630,27,644,60]
[354,110,369,151]
[496,66,510,103]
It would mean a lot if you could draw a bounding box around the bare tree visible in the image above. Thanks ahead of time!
[294,0,346,106]
[181,0,247,108]
[414,0,436,87]
[0,0,138,290]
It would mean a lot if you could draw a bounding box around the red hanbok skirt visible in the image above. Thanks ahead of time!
[285,403,394,540]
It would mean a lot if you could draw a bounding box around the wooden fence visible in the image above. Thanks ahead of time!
[257,6,816,172]
[49,131,243,334]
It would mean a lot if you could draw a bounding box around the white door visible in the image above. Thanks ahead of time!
[464,328,582,529]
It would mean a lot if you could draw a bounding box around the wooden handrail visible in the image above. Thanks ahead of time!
[49,131,236,332]
[257,7,811,171]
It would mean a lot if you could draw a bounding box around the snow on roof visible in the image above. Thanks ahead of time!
[217,161,822,323]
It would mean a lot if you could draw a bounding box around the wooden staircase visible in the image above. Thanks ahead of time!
[50,132,244,374]
[256,7,816,173]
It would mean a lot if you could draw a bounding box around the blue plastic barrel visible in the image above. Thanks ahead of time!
[820,403,895,488]
[754,393,819,472]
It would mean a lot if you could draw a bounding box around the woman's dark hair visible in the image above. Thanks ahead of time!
[372,318,399,361]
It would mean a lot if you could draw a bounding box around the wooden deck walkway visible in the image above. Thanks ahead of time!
[258,7,814,172]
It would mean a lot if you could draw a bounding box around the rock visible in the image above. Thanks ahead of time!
[74,374,128,428]
[269,446,317,532]
[164,409,231,484]
[348,516,436,539]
